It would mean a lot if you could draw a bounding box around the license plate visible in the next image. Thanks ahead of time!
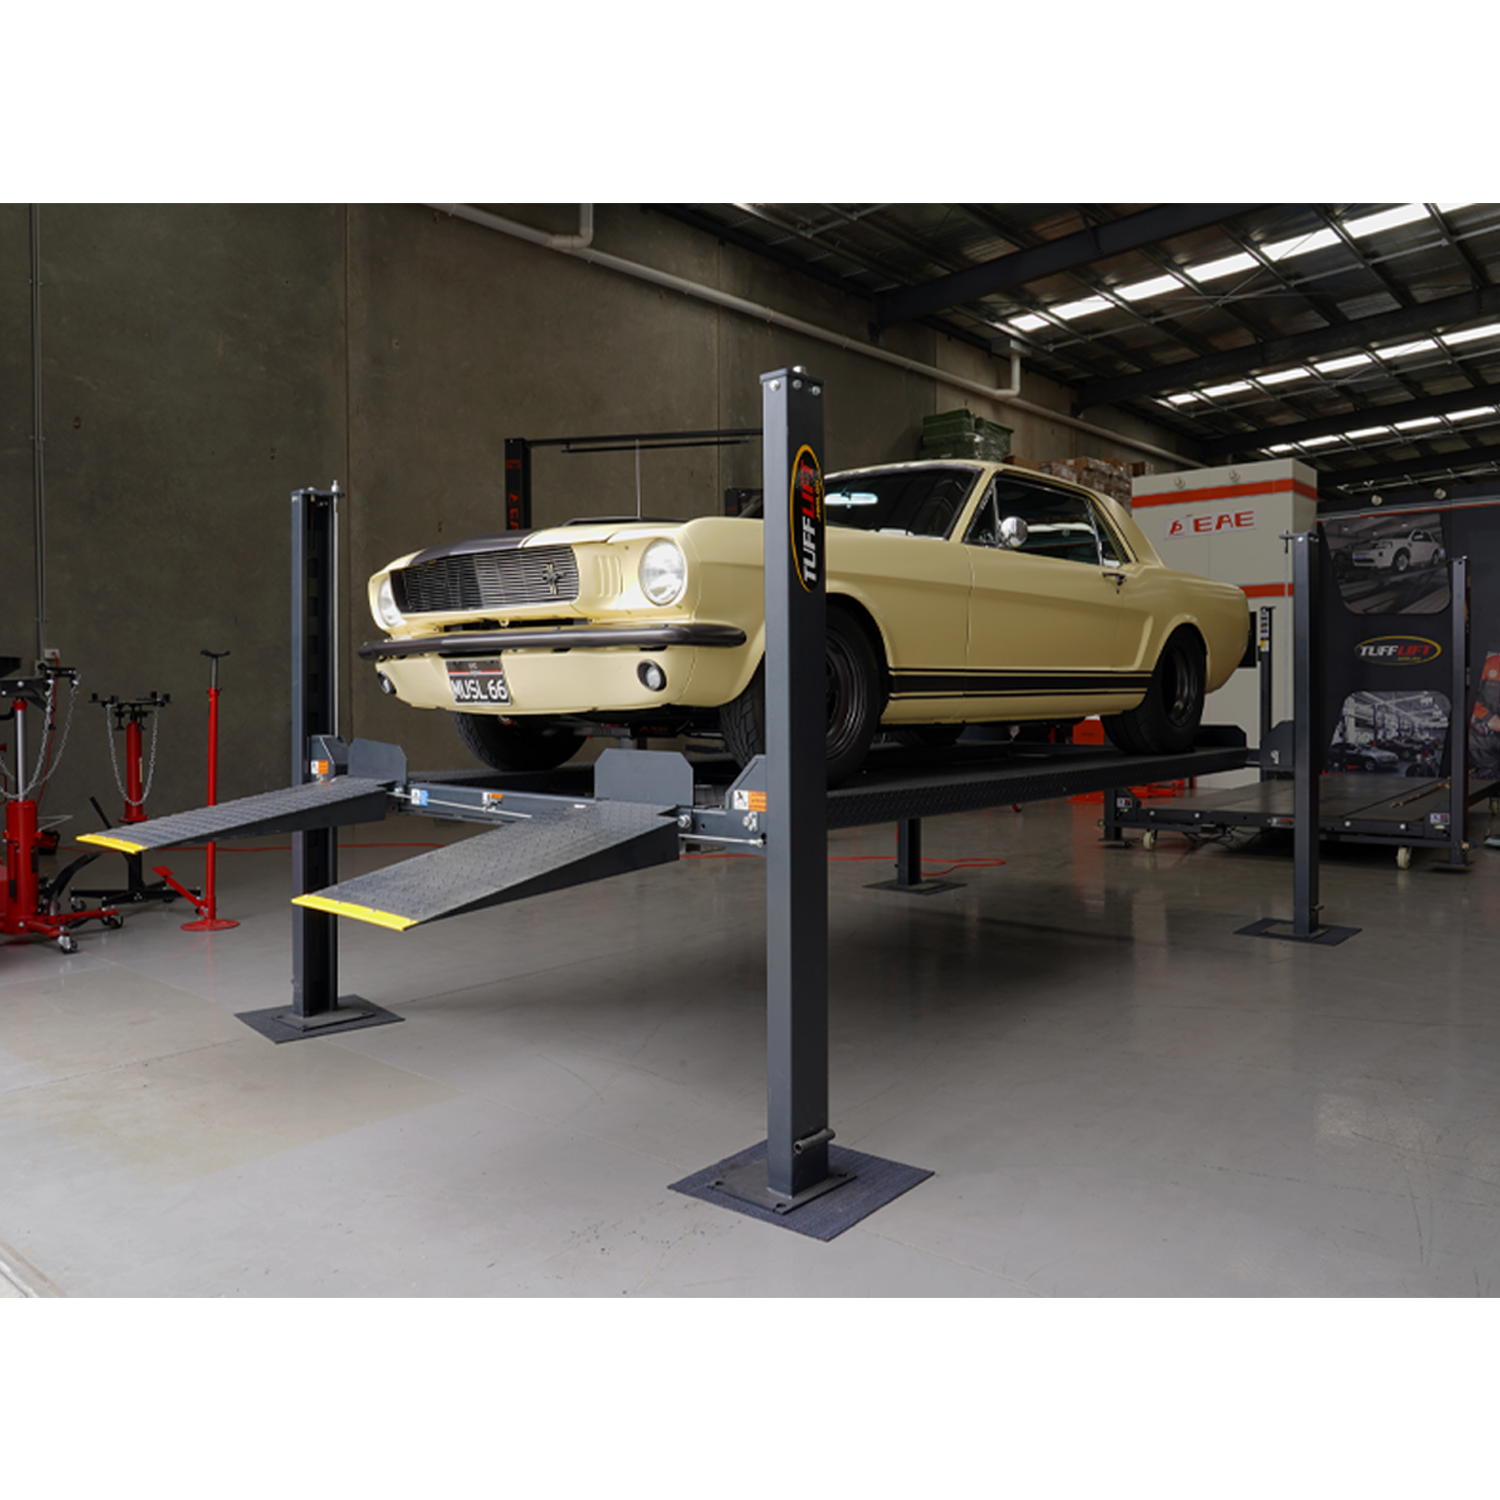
[446,659,511,706]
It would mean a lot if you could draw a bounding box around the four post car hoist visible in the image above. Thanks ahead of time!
[77,378,1258,1237]
[1,661,120,953]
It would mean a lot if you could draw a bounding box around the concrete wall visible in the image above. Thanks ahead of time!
[1,203,1195,829]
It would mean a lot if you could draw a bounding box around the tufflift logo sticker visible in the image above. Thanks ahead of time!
[1166,509,1256,539]
[790,445,825,593]
[1356,635,1442,666]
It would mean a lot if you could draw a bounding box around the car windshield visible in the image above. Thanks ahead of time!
[823,467,978,538]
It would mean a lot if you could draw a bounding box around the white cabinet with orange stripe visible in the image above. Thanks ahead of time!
[1132,459,1318,755]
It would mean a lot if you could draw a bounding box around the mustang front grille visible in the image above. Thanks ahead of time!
[394,546,581,614]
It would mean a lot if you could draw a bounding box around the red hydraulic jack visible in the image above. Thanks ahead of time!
[2,665,120,954]
[156,650,238,931]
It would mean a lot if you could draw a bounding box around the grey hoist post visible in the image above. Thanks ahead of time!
[761,368,838,1203]
[1290,531,1321,937]
[286,485,376,1030]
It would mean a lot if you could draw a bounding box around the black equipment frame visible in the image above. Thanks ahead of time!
[503,428,762,530]
[1107,540,1478,886]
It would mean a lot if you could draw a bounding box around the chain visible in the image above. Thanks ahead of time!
[141,709,160,802]
[14,673,78,801]
[102,700,162,809]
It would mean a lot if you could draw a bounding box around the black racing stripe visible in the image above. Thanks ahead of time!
[889,669,1151,697]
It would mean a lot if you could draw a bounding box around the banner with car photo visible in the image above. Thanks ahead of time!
[1318,488,1500,780]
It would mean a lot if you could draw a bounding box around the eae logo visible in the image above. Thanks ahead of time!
[1167,509,1256,539]
[1357,636,1442,666]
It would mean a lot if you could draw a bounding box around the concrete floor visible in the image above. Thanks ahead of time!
[4,785,1500,1298]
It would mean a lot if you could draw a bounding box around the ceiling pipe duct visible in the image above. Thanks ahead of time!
[426,204,1189,469]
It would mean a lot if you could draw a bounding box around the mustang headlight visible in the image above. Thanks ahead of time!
[639,539,687,606]
[374,576,405,630]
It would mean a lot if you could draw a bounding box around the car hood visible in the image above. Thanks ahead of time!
[401,519,689,568]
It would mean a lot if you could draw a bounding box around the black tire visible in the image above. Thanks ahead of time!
[892,724,964,749]
[719,610,883,785]
[1393,549,1410,573]
[1102,629,1206,756]
[451,712,584,773]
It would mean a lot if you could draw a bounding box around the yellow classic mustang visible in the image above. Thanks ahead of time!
[359,460,1251,783]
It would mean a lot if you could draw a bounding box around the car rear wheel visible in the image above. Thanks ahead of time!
[1393,549,1410,572]
[1102,628,1206,756]
[451,712,585,772]
[719,610,883,785]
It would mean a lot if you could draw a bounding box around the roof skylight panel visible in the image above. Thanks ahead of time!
[1312,353,1373,374]
[1115,273,1186,302]
[1261,227,1341,261]
[1442,322,1500,347]
[1185,251,1258,282]
[1343,204,1430,238]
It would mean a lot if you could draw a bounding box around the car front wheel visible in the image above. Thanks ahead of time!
[1102,628,1206,756]
[719,610,883,785]
[451,712,585,772]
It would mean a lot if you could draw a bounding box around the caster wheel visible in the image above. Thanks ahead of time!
[57,935,78,954]
[104,914,123,930]
[1143,830,1158,851]
[70,897,84,912]
[1396,846,1412,870]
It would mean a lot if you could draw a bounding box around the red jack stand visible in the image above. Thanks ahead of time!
[177,650,238,932]
[2,666,120,954]
[72,692,185,915]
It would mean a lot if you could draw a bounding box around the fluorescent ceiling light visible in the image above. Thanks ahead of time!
[1344,426,1391,439]
[1300,434,1341,447]
[1166,392,1201,405]
[1313,353,1372,374]
[1344,204,1428,237]
[1446,407,1497,422]
[1266,444,1296,453]
[1008,314,1049,332]
[1263,227,1340,261]
[1050,295,1113,320]
[1189,251,1258,282]
[1394,416,1442,430]
[1376,338,1439,360]
[1116,273,1185,301]
[1256,367,1311,385]
[1442,322,1500,346]
[1202,381,1252,398]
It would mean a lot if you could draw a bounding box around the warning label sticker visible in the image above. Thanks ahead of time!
[732,790,768,812]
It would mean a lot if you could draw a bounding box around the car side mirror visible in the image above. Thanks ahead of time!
[998,515,1029,550]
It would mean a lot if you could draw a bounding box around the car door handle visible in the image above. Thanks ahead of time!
[1102,571,1127,589]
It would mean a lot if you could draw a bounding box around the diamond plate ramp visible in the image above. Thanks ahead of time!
[292,800,681,931]
[76,777,397,855]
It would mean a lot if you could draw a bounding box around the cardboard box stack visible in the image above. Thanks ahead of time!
[1038,456,1154,503]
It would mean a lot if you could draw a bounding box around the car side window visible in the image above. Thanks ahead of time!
[964,477,1111,566]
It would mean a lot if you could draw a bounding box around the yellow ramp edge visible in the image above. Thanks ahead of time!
[77,832,147,855]
[292,892,417,932]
